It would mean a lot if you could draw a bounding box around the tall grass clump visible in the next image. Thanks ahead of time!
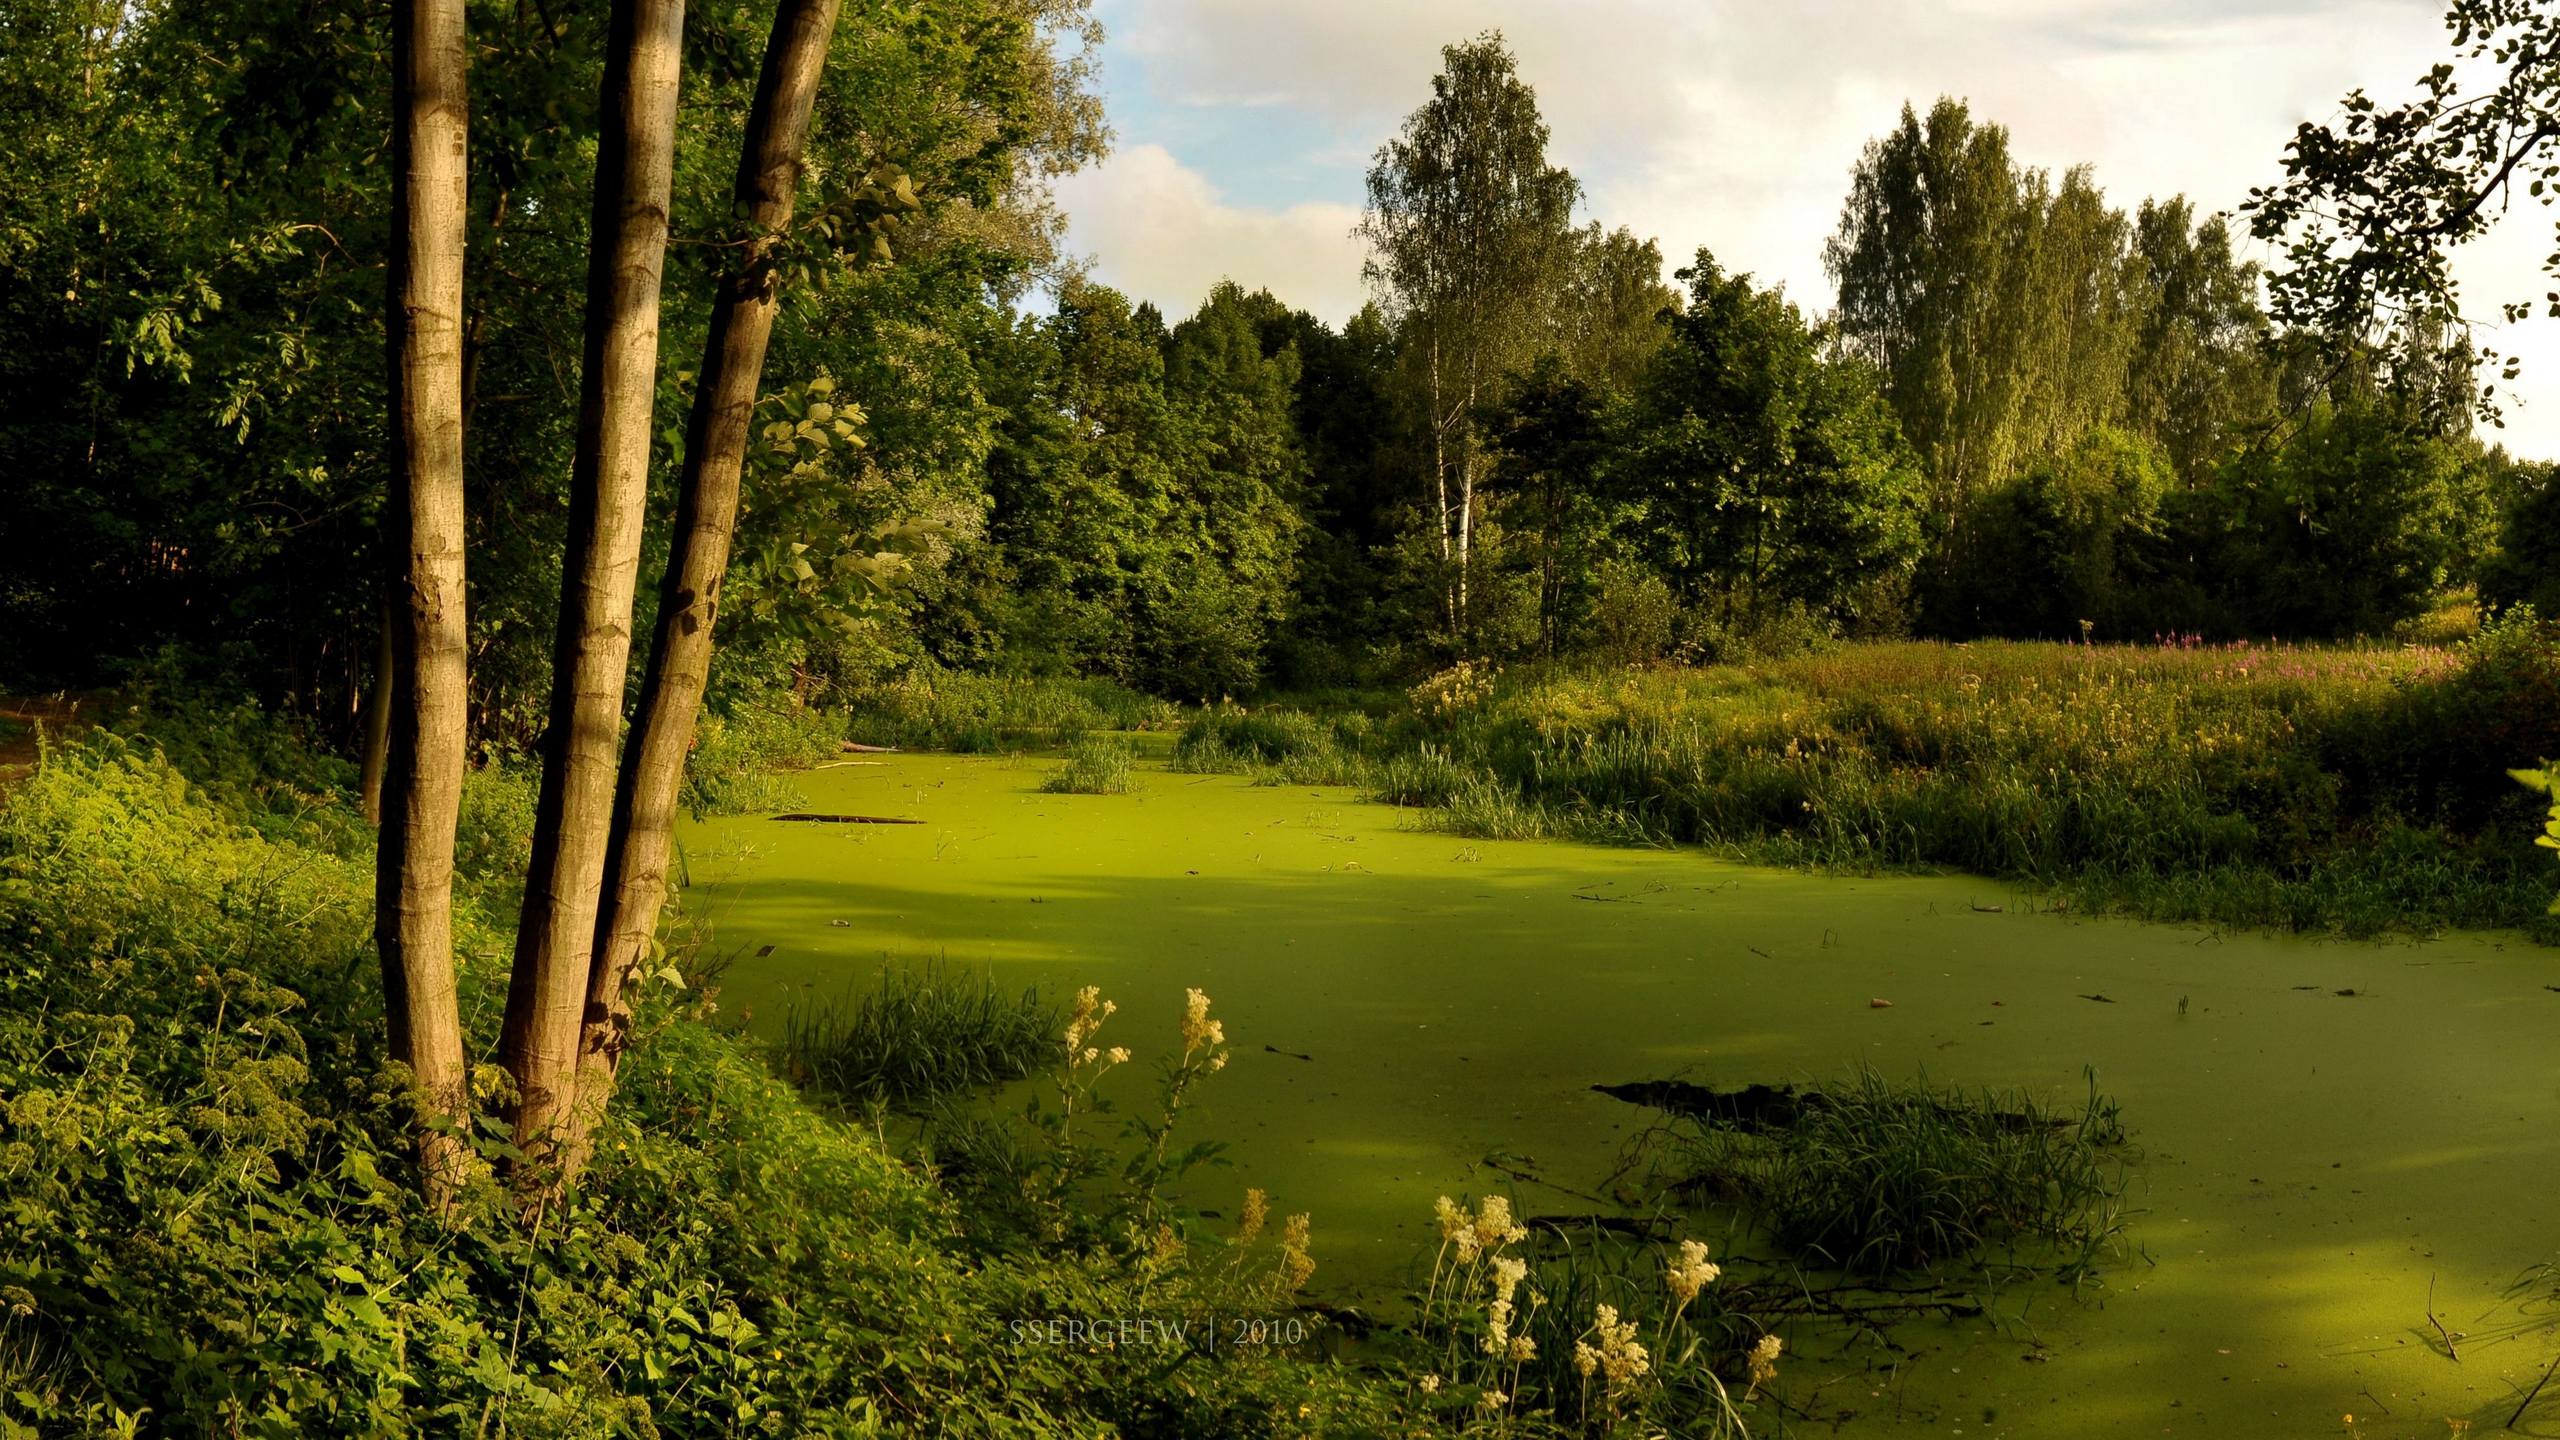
[843,663,1178,751]
[1172,707,1368,784]
[1638,1068,2131,1282]
[782,963,1061,1107]
[1039,734,1142,794]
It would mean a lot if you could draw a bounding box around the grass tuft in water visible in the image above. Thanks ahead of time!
[1040,735,1142,794]
[782,962,1061,1107]
[1641,1067,2132,1282]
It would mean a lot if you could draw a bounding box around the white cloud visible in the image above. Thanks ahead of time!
[1075,0,2560,453]
[1052,142,1371,323]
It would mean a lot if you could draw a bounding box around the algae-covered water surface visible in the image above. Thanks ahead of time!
[685,752,2560,1436]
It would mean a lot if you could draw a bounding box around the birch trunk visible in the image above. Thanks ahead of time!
[378,0,472,1206]
[502,0,686,1178]
[564,0,843,1178]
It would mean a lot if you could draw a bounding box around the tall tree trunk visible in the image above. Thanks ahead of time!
[502,0,686,1179]
[379,0,473,1206]
[565,0,842,1178]
[359,597,393,826]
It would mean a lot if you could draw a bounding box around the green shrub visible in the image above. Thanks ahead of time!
[1038,735,1141,794]
[781,963,1061,1108]
[453,758,539,890]
[1172,708,1367,784]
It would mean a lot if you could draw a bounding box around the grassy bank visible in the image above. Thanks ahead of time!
[0,717,1424,1436]
[1180,619,2560,939]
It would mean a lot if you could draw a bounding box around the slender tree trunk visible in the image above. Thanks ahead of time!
[379,0,473,1206]
[502,0,686,1178]
[1455,447,1474,637]
[359,597,394,825]
[565,0,843,1179]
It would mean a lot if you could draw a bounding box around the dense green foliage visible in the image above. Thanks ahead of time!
[8,14,2555,723]
[0,719,1453,1437]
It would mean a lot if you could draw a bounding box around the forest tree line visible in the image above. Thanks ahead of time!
[5,19,2554,732]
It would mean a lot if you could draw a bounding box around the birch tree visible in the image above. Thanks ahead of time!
[1359,32,1578,641]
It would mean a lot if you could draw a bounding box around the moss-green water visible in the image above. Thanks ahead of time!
[684,752,2560,1437]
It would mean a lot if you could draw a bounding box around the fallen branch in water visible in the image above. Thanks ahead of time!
[2426,1273,2461,1363]
[772,813,923,825]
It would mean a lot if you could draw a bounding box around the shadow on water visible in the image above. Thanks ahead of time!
[683,753,2560,1437]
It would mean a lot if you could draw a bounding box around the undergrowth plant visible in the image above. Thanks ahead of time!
[681,692,843,816]
[1407,1196,1766,1436]
[1206,632,2560,939]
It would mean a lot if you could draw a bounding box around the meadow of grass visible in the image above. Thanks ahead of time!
[1183,616,2560,938]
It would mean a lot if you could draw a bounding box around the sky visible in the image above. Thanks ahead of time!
[1051,0,2560,459]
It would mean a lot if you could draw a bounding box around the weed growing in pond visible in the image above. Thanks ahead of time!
[780,962,1060,1108]
[1039,735,1141,794]
[1632,1067,2133,1282]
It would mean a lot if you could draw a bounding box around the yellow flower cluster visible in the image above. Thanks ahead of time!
[1063,984,1121,1071]
[1434,1193,1527,1264]
[1279,1212,1315,1291]
[1745,1333,1783,1395]
[1664,1237,1720,1305]
[1409,658,1498,718]
[1482,1255,1534,1361]
[1181,987,1228,1069]
[1237,1187,1269,1246]
[1572,1303,1650,1389]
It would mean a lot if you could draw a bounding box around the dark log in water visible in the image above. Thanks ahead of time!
[1593,1078,2062,1133]
[771,813,924,825]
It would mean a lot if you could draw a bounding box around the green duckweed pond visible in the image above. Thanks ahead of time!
[683,750,2560,1438]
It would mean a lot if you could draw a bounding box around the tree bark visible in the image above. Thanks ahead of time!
[565,0,843,1178]
[378,0,473,1206]
[359,596,393,826]
[502,0,686,1178]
